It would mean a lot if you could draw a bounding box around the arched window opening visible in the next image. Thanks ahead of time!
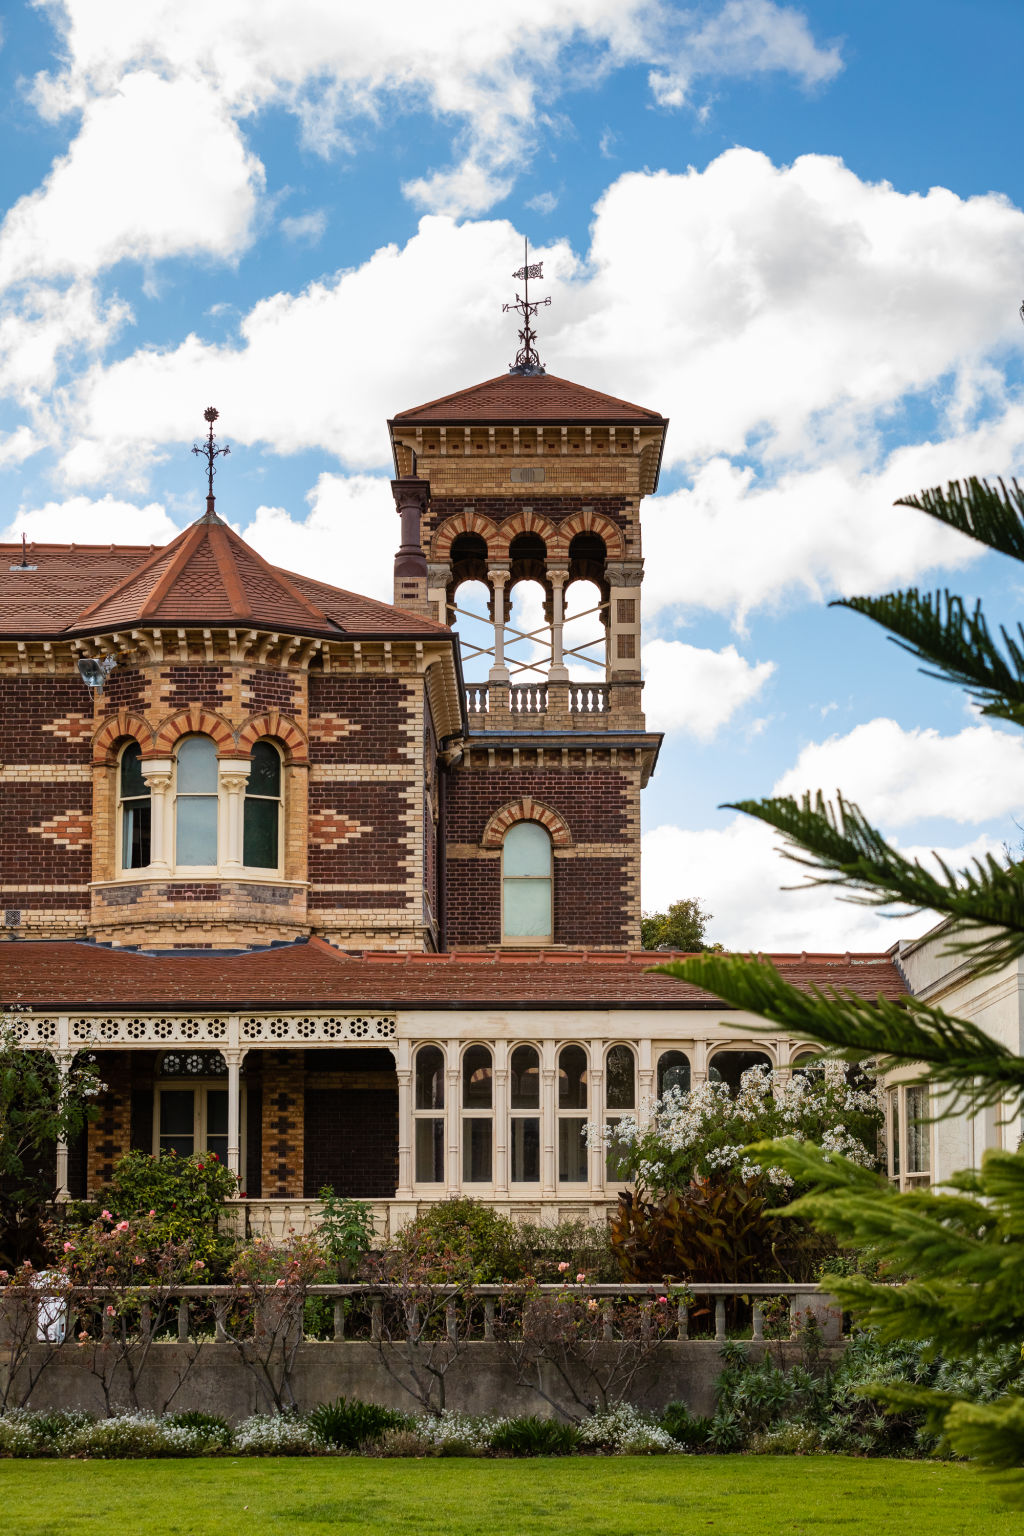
[605,1045,635,1182]
[462,1044,493,1183]
[413,1045,444,1183]
[792,1050,823,1084]
[174,736,218,866]
[509,1043,540,1184]
[558,1044,588,1183]
[567,530,606,587]
[505,576,549,684]
[657,1050,691,1099]
[708,1049,773,1096]
[449,577,492,683]
[502,821,553,942]
[244,741,282,869]
[563,578,606,681]
[508,531,547,588]
[119,742,151,870]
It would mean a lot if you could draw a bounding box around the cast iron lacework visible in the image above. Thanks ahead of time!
[158,1050,227,1077]
[240,1014,397,1041]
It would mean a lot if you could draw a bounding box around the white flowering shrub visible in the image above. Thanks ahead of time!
[600,1061,881,1199]
[413,1412,510,1454]
[232,1413,321,1455]
[577,1404,682,1455]
[65,1412,212,1458]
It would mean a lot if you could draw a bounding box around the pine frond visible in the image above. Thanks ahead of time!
[656,958,1024,1108]
[721,792,1024,975]
[945,1399,1024,1504]
[895,476,1024,563]
[834,588,1024,724]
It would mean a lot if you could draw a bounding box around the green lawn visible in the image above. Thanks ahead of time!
[2,1457,1019,1536]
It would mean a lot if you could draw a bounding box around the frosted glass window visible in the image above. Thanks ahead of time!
[502,821,552,940]
[175,737,218,865]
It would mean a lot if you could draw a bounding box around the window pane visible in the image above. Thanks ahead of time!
[206,1090,228,1135]
[176,795,218,864]
[462,1117,492,1182]
[243,797,278,868]
[122,802,151,869]
[657,1051,690,1097]
[247,741,281,797]
[415,1047,444,1110]
[906,1085,930,1173]
[159,1089,193,1158]
[605,1117,629,1182]
[510,1045,539,1109]
[415,1118,444,1182]
[503,877,552,937]
[558,1045,587,1109]
[511,1117,540,1182]
[177,736,218,792]
[889,1089,900,1178]
[708,1051,772,1095]
[463,1045,492,1109]
[606,1045,635,1109]
[503,821,550,876]
[558,1117,587,1182]
[120,742,148,797]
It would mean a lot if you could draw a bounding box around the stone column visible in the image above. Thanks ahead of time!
[446,1043,461,1193]
[547,566,569,681]
[395,1039,414,1199]
[54,1051,72,1200]
[588,1045,606,1197]
[224,1049,246,1183]
[141,760,172,875]
[541,1041,557,1197]
[493,1040,509,1197]
[488,565,511,685]
[218,763,250,875]
[637,1038,654,1130]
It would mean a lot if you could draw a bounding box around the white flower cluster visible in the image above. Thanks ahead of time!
[413,1411,511,1451]
[63,1412,212,1458]
[576,1403,682,1454]
[232,1413,319,1454]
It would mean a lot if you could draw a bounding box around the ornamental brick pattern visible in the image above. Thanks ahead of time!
[309,810,370,848]
[0,676,91,763]
[86,1051,132,1193]
[308,676,413,764]
[29,810,92,849]
[261,1051,304,1198]
[160,665,231,712]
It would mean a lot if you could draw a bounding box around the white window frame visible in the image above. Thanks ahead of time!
[242,739,284,875]
[413,1043,446,1185]
[508,1041,541,1185]
[461,1042,494,1186]
[117,741,152,873]
[557,1042,589,1186]
[153,1079,245,1169]
[500,821,553,945]
[603,1042,636,1185]
[887,1080,931,1189]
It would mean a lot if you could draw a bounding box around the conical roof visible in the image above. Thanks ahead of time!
[390,372,666,426]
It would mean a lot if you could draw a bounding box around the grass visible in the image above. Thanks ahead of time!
[3,1457,1020,1536]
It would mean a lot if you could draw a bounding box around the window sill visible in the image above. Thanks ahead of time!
[93,874,309,888]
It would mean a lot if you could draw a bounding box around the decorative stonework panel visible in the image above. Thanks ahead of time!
[240,1015,397,1043]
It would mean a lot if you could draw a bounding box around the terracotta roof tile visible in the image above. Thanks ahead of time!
[391,373,667,426]
[0,520,449,641]
[0,938,906,1011]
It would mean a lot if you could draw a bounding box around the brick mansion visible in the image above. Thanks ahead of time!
[1,346,1001,1233]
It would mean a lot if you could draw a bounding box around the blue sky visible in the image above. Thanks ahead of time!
[2,0,1024,949]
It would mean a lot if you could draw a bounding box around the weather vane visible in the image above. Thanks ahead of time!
[503,239,550,376]
[192,406,230,516]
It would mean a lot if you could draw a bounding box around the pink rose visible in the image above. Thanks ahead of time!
[658,1295,669,1305]
[557,1261,569,1273]
[63,1241,75,1253]
[101,1210,112,1220]
[148,1209,155,1218]
[116,1220,130,1232]
[587,1299,599,1311]
[576,1272,586,1283]
[274,1278,286,1288]
[105,1305,115,1317]
[134,1257,144,1267]
[192,1260,205,1271]
[0,1270,8,1280]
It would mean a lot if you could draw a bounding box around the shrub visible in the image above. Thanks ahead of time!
[489,1415,580,1457]
[0,1414,44,1457]
[232,1414,320,1455]
[392,1199,526,1281]
[372,1427,437,1458]
[308,1396,410,1450]
[661,1402,713,1450]
[65,1413,207,1458]
[749,1423,822,1454]
[314,1188,376,1278]
[577,1404,682,1454]
[414,1412,506,1455]
[91,1150,238,1275]
[165,1410,232,1449]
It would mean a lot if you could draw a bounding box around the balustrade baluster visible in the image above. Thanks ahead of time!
[676,1300,689,1340]
[177,1298,189,1343]
[714,1298,726,1342]
[484,1298,495,1339]
[371,1299,383,1341]
[751,1302,763,1342]
[333,1300,345,1341]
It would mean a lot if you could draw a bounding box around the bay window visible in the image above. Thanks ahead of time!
[509,1043,540,1183]
[414,1045,445,1183]
[557,1044,588,1183]
[119,742,151,870]
[462,1044,493,1183]
[174,735,219,866]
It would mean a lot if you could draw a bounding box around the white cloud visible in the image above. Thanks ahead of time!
[0,282,131,400]
[239,473,397,604]
[641,637,775,740]
[1,495,178,545]
[641,814,1004,951]
[526,191,559,216]
[649,0,841,108]
[0,73,264,286]
[280,210,327,245]
[772,718,1024,827]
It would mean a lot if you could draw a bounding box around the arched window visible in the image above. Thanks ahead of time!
[502,821,553,942]
[657,1050,691,1098]
[462,1044,493,1183]
[605,1045,635,1183]
[174,736,219,866]
[792,1050,823,1084]
[119,742,151,870]
[509,1044,540,1183]
[244,741,282,869]
[557,1044,588,1183]
[708,1049,773,1096]
[413,1045,445,1184]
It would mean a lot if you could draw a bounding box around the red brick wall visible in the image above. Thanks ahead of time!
[303,1084,399,1198]
[0,676,92,762]
[308,676,413,763]
[160,665,231,711]
[1,783,92,884]
[446,769,629,844]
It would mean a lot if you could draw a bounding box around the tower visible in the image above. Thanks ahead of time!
[388,277,667,949]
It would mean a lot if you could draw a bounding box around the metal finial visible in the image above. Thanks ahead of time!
[192,405,230,516]
[503,238,550,376]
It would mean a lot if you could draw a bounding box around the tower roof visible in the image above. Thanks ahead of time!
[390,372,667,427]
[0,515,450,641]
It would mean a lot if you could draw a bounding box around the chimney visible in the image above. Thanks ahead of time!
[391,477,431,617]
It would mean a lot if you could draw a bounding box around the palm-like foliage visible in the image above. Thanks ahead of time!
[654,476,1024,1500]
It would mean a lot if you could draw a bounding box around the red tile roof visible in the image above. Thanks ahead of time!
[0,938,906,1011]
[0,519,449,640]
[390,373,667,426]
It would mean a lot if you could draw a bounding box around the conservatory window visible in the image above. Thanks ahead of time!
[502,821,553,942]
[243,741,282,869]
[174,735,219,866]
[905,1084,931,1180]
[657,1050,691,1098]
[414,1045,445,1184]
[509,1044,540,1183]
[708,1050,773,1096]
[604,1044,635,1182]
[118,742,151,870]
[462,1045,493,1183]
[557,1044,588,1183]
